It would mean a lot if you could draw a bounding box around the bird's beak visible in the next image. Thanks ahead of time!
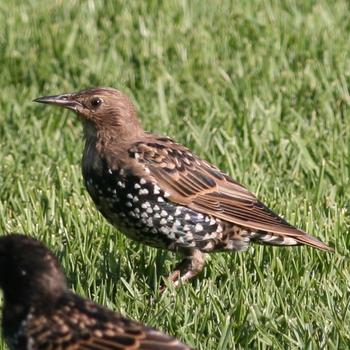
[33,93,81,111]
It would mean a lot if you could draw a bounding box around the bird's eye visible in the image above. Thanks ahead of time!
[90,97,103,108]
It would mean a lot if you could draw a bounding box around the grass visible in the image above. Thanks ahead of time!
[0,0,349,348]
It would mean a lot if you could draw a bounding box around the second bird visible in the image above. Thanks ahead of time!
[35,87,333,286]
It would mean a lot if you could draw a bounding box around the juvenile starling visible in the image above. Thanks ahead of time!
[34,88,333,286]
[0,234,193,350]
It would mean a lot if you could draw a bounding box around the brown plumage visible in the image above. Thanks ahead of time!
[34,87,334,286]
[0,234,193,350]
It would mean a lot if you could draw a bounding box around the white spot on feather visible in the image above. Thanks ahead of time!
[173,219,181,227]
[160,226,171,234]
[195,223,203,232]
[139,188,149,195]
[146,218,153,227]
[282,237,297,245]
[175,208,182,216]
[154,185,161,194]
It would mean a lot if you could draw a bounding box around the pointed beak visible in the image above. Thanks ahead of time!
[33,93,81,111]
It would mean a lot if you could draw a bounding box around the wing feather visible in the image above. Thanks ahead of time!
[25,294,193,350]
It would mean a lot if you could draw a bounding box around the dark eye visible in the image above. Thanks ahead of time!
[90,97,102,108]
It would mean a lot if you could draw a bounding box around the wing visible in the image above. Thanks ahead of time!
[73,312,191,350]
[75,328,192,350]
[129,136,332,251]
[24,295,193,350]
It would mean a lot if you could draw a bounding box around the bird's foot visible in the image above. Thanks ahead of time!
[160,249,205,291]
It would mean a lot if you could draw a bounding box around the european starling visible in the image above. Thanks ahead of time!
[34,88,333,286]
[0,234,193,350]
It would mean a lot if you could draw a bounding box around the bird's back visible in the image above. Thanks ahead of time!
[10,291,192,350]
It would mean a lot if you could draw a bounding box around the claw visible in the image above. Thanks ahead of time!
[159,249,205,292]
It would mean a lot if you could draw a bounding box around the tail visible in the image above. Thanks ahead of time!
[250,231,334,252]
[294,232,334,252]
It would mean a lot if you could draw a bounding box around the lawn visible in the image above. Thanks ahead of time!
[0,0,349,349]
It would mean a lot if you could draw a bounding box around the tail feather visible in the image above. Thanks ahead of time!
[250,231,334,252]
[294,233,334,252]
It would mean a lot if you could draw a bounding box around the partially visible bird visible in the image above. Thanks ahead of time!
[0,234,193,350]
[34,87,333,287]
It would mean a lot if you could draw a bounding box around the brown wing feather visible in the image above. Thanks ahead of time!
[77,333,190,350]
[26,294,193,350]
[131,137,333,251]
[74,328,190,350]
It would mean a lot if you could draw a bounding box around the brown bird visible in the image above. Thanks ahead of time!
[0,234,193,350]
[34,87,333,287]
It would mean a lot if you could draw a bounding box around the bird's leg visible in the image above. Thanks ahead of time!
[162,249,205,290]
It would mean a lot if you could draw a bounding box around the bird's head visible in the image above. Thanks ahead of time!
[0,234,67,306]
[34,87,142,141]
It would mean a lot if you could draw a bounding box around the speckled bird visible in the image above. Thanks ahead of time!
[34,87,333,286]
[0,234,193,350]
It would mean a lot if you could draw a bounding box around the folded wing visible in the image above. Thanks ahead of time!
[130,137,332,251]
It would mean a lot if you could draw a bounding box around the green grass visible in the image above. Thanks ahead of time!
[0,0,349,348]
